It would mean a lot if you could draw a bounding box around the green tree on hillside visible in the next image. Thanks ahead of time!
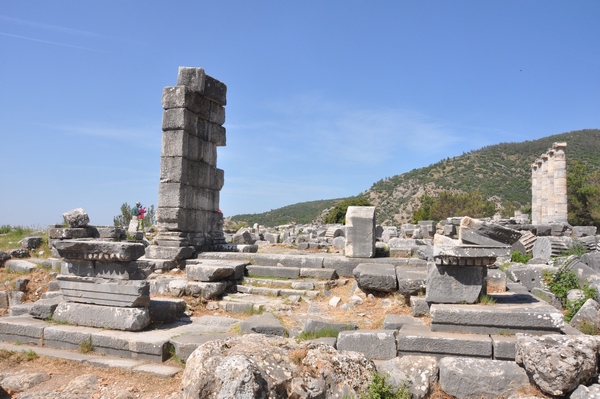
[412,191,496,222]
[567,160,600,228]
[323,197,373,224]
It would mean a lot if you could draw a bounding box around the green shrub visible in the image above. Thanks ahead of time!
[545,268,580,302]
[359,372,411,399]
[324,197,373,224]
[561,241,588,257]
[510,251,532,264]
[295,327,340,342]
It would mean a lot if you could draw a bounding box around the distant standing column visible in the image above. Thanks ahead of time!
[540,154,549,223]
[531,163,539,225]
[535,158,543,224]
[546,149,556,221]
[553,142,568,223]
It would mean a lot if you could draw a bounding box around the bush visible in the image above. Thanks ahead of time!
[359,372,410,399]
[510,251,532,264]
[323,197,372,224]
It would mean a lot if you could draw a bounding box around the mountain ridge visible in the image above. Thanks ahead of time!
[229,129,600,226]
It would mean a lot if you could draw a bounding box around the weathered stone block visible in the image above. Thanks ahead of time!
[5,260,37,273]
[376,356,438,399]
[491,334,516,360]
[439,357,530,399]
[505,263,552,291]
[177,67,206,93]
[0,316,47,345]
[410,296,430,316]
[62,208,89,228]
[56,275,150,307]
[53,302,151,331]
[303,319,358,334]
[29,296,63,320]
[247,265,300,279]
[186,263,234,282]
[382,314,425,330]
[425,262,486,304]
[353,263,397,292]
[337,330,397,360]
[207,122,226,146]
[396,266,426,297]
[240,313,286,336]
[47,227,98,239]
[486,269,507,293]
[344,206,376,258]
[397,324,492,358]
[203,75,227,105]
[185,281,227,299]
[53,240,145,262]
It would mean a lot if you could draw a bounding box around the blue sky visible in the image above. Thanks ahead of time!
[1,1,599,227]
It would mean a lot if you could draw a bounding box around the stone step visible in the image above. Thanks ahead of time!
[236,284,319,298]
[429,292,565,335]
[184,259,248,282]
[243,277,332,291]
[0,314,241,363]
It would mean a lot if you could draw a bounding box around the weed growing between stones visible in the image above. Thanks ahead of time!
[168,344,185,366]
[579,319,599,335]
[477,294,496,305]
[351,372,410,399]
[560,241,588,257]
[544,267,597,322]
[243,305,264,316]
[289,348,308,365]
[23,349,38,361]
[295,327,339,342]
[79,338,93,354]
[510,251,532,264]
[229,322,242,335]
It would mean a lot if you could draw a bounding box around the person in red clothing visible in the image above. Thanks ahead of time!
[135,202,147,231]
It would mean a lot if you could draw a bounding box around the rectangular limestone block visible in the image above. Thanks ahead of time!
[161,130,200,161]
[429,299,565,334]
[161,86,211,120]
[158,182,187,208]
[209,102,225,124]
[56,275,150,307]
[425,263,486,304]
[53,240,146,262]
[44,324,95,351]
[177,67,206,93]
[52,302,151,332]
[47,227,98,239]
[162,107,197,132]
[337,330,397,360]
[203,75,227,105]
[201,140,217,166]
[160,156,190,184]
[345,206,376,258]
[247,265,300,279]
[207,122,226,146]
[0,316,48,345]
[397,324,492,358]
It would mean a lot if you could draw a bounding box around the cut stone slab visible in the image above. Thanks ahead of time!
[505,263,553,292]
[44,324,96,351]
[433,245,510,265]
[569,298,600,331]
[144,245,195,260]
[29,296,63,320]
[376,355,438,399]
[47,227,98,239]
[246,265,300,279]
[425,262,486,304]
[429,294,565,334]
[240,313,286,336]
[56,275,150,307]
[300,268,337,279]
[303,318,358,334]
[149,298,187,324]
[52,302,151,331]
[491,334,516,360]
[5,259,37,273]
[170,333,233,361]
[185,281,227,299]
[486,269,506,293]
[133,363,182,378]
[53,240,145,261]
[0,316,47,345]
[185,259,247,280]
[383,314,426,330]
[459,217,523,245]
[353,263,397,293]
[61,259,155,280]
[397,324,492,358]
[9,303,34,316]
[337,330,397,360]
[396,266,427,297]
[344,206,376,258]
[185,263,234,282]
[532,287,564,310]
[410,296,430,316]
[439,356,530,399]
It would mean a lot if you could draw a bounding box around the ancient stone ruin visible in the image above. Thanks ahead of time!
[146,67,227,261]
[4,68,600,398]
[531,142,567,224]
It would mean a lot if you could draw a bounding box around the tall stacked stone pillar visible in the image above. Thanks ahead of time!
[147,67,227,261]
[552,142,568,223]
[531,142,567,224]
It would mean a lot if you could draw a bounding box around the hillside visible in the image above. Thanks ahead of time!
[229,129,600,226]
[227,198,342,227]
[365,129,600,224]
